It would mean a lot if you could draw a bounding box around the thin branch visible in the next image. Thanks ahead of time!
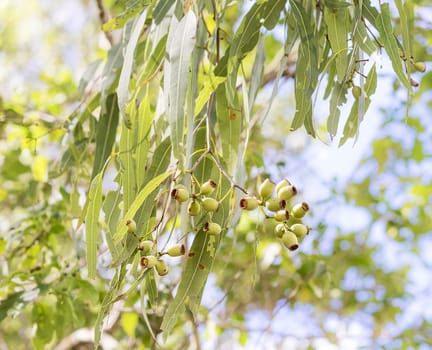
[96,0,114,46]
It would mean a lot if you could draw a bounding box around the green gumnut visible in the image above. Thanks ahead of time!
[282,231,299,251]
[171,186,190,202]
[202,197,220,212]
[188,200,201,216]
[413,61,426,73]
[126,219,137,233]
[352,85,362,99]
[291,202,309,219]
[156,259,169,276]
[258,179,275,200]
[167,244,186,257]
[139,240,154,255]
[290,223,310,239]
[204,222,222,235]
[277,185,297,201]
[274,210,290,222]
[200,179,217,195]
[274,223,286,238]
[140,255,158,269]
[275,179,292,194]
[239,196,259,210]
[265,198,286,212]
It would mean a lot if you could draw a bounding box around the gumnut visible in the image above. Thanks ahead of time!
[139,240,154,255]
[171,185,190,202]
[200,179,217,196]
[140,255,158,269]
[203,222,222,235]
[188,200,201,216]
[277,185,297,201]
[126,219,137,234]
[167,244,186,257]
[156,259,169,276]
[274,223,286,238]
[291,202,310,219]
[239,196,259,210]
[258,179,275,200]
[274,210,290,222]
[265,198,286,212]
[275,179,292,194]
[202,197,220,212]
[282,231,299,251]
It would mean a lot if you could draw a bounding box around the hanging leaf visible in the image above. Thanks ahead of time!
[113,171,172,243]
[194,75,226,116]
[339,65,377,145]
[103,190,122,259]
[117,9,149,128]
[327,82,348,138]
[101,44,123,109]
[324,7,349,83]
[85,172,103,279]
[164,10,197,162]
[139,35,167,84]
[134,137,172,236]
[374,3,409,88]
[226,0,286,105]
[91,94,119,179]
[290,0,318,136]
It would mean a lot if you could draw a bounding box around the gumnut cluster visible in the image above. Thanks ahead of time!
[239,178,311,251]
[171,179,222,235]
[125,219,186,277]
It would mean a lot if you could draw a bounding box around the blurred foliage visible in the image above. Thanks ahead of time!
[1,1,432,350]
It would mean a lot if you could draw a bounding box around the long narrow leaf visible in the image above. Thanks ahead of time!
[164,10,197,161]
[91,94,119,179]
[374,3,409,88]
[85,172,103,279]
[113,171,172,243]
[117,9,149,128]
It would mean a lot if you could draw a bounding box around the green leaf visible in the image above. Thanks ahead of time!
[32,301,54,348]
[194,75,226,116]
[0,291,24,322]
[85,172,103,279]
[101,44,123,109]
[153,0,176,24]
[135,137,172,236]
[164,10,197,162]
[139,35,167,84]
[324,7,349,83]
[290,0,318,136]
[117,9,149,129]
[91,94,119,179]
[339,65,377,145]
[327,82,348,138]
[103,190,122,259]
[113,171,172,243]
[216,85,241,174]
[102,0,151,31]
[374,3,409,88]
[226,0,286,105]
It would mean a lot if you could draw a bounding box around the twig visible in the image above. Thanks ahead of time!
[96,0,114,46]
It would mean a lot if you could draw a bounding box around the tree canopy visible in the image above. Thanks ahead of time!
[1,0,431,349]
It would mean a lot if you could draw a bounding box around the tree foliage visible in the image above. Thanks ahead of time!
[1,0,431,349]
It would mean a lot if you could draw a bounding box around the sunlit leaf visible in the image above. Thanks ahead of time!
[117,9,149,128]
[85,172,103,279]
[164,10,197,162]
[113,171,172,243]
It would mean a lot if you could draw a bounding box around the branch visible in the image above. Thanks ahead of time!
[95,0,114,46]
